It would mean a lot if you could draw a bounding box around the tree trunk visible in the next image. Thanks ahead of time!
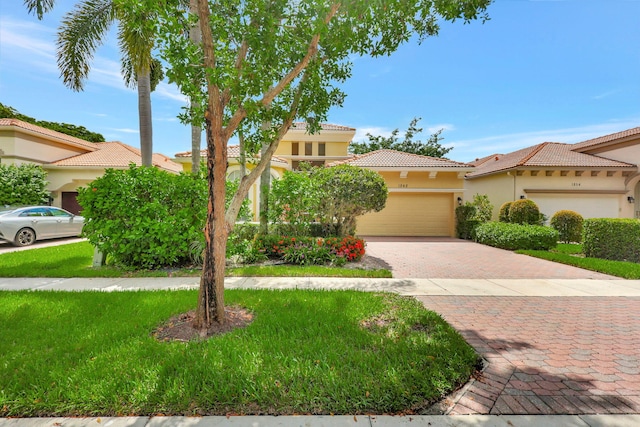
[194,117,228,330]
[259,143,271,234]
[138,71,153,166]
[189,0,202,174]
[191,124,201,173]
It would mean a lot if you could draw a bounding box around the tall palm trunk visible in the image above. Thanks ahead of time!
[189,0,202,174]
[138,71,153,166]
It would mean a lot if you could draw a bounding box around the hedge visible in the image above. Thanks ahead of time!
[475,222,558,251]
[583,218,640,262]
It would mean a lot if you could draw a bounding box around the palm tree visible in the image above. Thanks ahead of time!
[25,0,158,166]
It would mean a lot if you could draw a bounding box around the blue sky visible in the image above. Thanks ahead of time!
[1,0,639,163]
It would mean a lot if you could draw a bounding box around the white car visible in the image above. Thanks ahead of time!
[0,206,85,246]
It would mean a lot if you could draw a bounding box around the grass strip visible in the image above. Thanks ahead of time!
[0,289,477,416]
[517,249,640,279]
[0,242,391,278]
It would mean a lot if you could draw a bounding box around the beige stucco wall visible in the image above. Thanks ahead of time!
[465,169,635,221]
[0,130,88,165]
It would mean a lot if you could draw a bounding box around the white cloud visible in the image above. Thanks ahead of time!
[110,128,139,134]
[153,82,188,103]
[0,17,58,73]
[592,89,621,100]
[353,126,394,142]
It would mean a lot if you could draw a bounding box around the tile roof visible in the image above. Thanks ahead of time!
[0,118,99,151]
[571,127,640,151]
[467,142,635,178]
[50,142,183,173]
[289,122,356,132]
[327,149,473,168]
[174,146,290,166]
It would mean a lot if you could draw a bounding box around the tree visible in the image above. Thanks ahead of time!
[0,102,105,142]
[0,164,49,206]
[349,117,453,158]
[312,165,388,236]
[25,0,160,166]
[134,0,491,332]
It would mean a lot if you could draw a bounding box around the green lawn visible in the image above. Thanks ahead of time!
[0,242,391,278]
[517,243,640,279]
[0,289,478,416]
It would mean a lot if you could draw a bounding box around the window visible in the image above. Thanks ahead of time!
[292,160,300,170]
[305,142,313,156]
[291,142,299,156]
[227,170,243,181]
[318,143,326,156]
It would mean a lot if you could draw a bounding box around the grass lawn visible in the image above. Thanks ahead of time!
[0,289,478,416]
[0,242,391,278]
[517,243,640,279]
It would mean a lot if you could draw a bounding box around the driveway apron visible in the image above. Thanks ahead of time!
[364,237,640,415]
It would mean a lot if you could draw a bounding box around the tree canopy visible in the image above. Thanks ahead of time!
[0,103,105,142]
[349,117,453,158]
[120,0,492,330]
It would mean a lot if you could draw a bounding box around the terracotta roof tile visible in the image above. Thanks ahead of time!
[0,118,99,151]
[289,122,356,132]
[174,146,289,166]
[50,142,182,173]
[327,149,473,168]
[467,142,635,178]
[571,127,640,151]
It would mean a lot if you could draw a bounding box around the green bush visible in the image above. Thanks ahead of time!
[0,163,49,206]
[78,165,207,269]
[550,210,583,243]
[475,222,558,251]
[583,218,640,262]
[455,205,480,240]
[508,199,542,225]
[498,201,512,223]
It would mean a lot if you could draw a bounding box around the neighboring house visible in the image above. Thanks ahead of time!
[0,118,182,214]
[174,145,290,221]
[274,122,356,169]
[329,150,473,237]
[465,127,640,221]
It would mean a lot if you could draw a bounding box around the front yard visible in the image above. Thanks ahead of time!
[0,289,478,416]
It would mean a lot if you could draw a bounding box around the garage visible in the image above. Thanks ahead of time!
[529,192,621,220]
[356,192,454,236]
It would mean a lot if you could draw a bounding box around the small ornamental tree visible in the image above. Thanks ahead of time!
[268,169,319,236]
[0,163,49,206]
[312,165,388,237]
[550,210,583,243]
[120,0,492,331]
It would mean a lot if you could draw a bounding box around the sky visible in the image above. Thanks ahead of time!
[0,0,639,163]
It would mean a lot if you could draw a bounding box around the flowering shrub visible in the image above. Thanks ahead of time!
[324,236,366,262]
[252,235,366,265]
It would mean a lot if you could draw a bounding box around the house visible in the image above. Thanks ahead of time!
[0,118,182,214]
[465,127,640,221]
[329,150,473,236]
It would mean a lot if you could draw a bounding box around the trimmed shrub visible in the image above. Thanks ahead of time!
[455,205,480,240]
[0,163,49,206]
[498,201,512,223]
[508,199,542,225]
[475,222,558,251]
[78,165,207,269]
[583,218,640,262]
[550,210,583,243]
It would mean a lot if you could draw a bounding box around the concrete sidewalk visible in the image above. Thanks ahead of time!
[2,277,640,426]
[2,276,640,296]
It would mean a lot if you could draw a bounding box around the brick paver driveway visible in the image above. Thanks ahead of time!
[364,237,615,279]
[364,237,640,415]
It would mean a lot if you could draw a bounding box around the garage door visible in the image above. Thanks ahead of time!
[531,194,619,220]
[356,192,453,236]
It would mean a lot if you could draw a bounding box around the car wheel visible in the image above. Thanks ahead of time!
[14,228,36,246]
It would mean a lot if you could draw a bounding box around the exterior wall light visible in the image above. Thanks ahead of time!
[520,195,526,199]
[628,196,635,203]
[457,197,463,206]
